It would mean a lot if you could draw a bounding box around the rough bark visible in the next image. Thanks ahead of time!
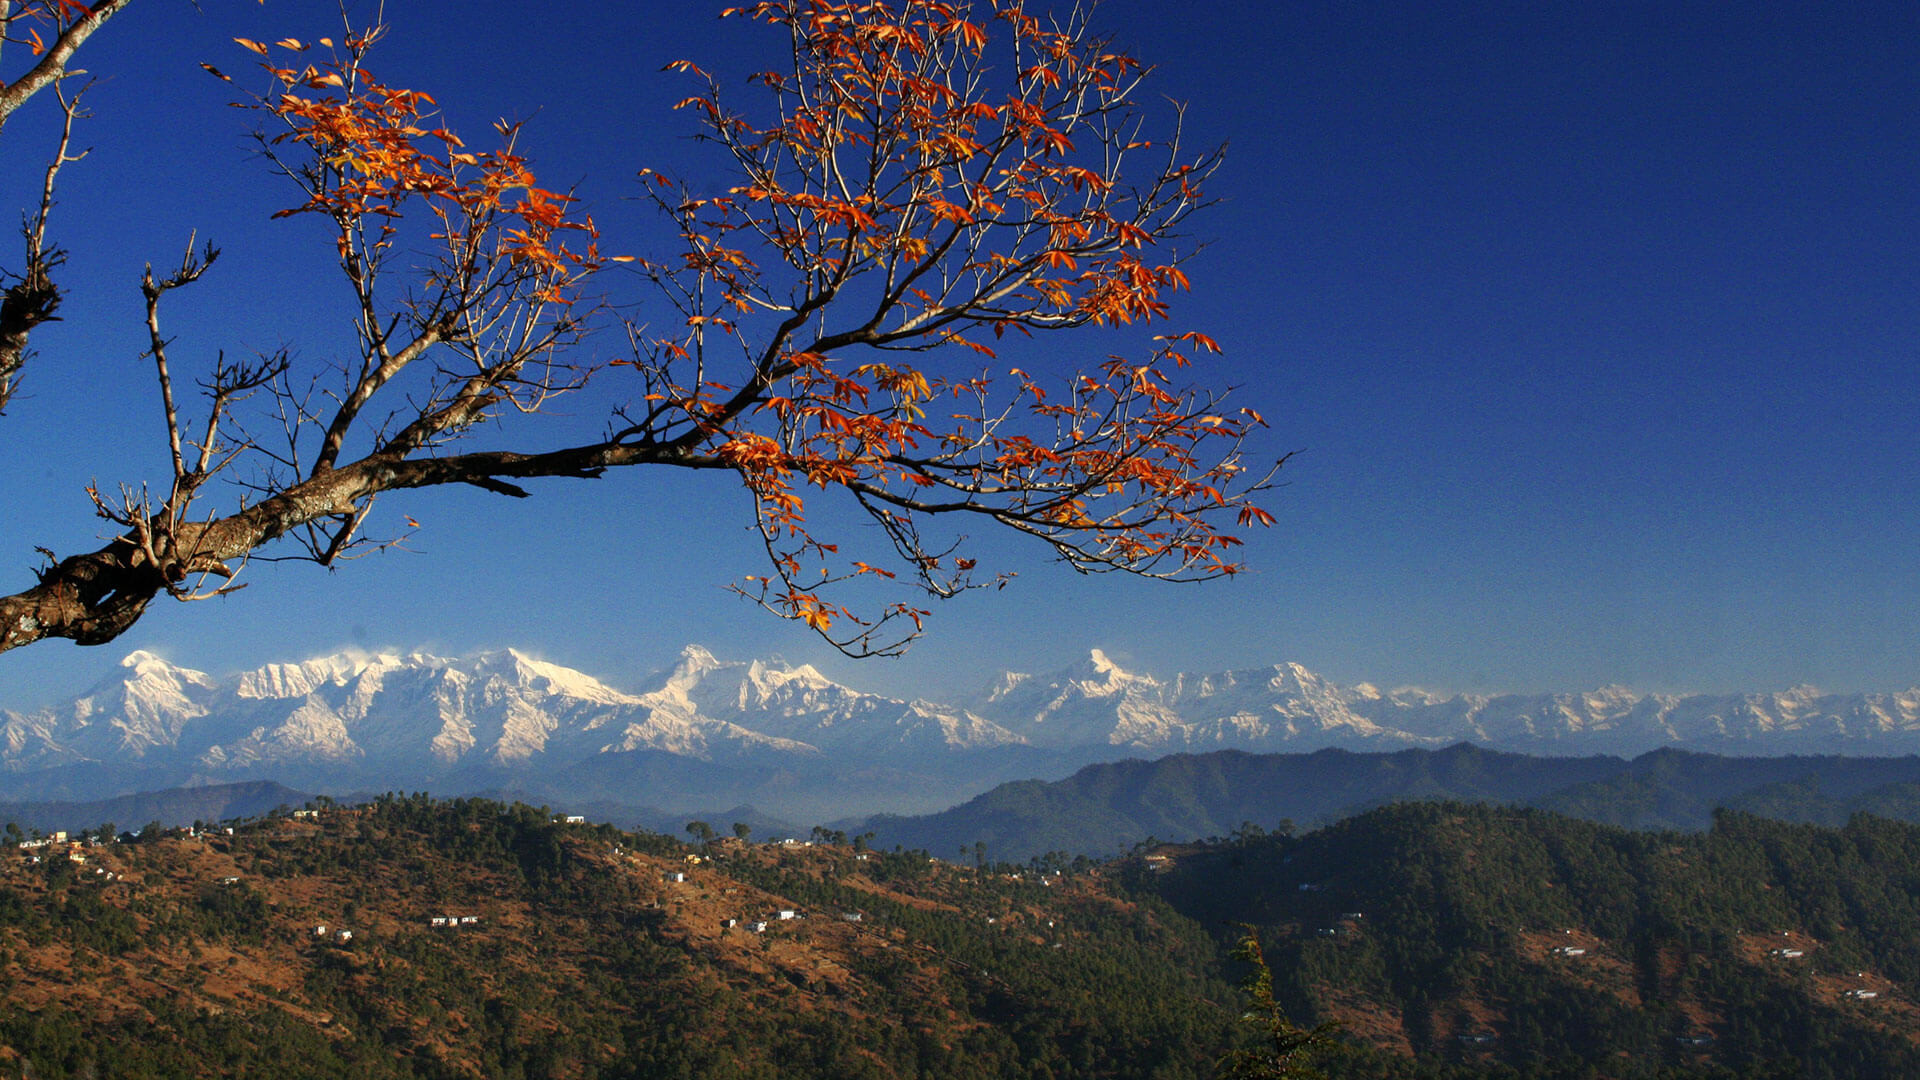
[0,440,726,654]
[0,254,57,414]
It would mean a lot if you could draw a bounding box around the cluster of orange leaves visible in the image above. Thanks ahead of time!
[9,0,100,58]
[699,0,1188,333]
[634,2,1272,644]
[209,33,611,302]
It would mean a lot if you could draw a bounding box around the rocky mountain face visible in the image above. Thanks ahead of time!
[3,645,1918,816]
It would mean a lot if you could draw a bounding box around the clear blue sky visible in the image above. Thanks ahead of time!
[2,0,1917,708]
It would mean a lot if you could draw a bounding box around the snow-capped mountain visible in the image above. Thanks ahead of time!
[974,653,1920,757]
[0,647,813,783]
[2,650,219,769]
[634,645,1024,759]
[0,645,1033,811]
[4,645,1919,813]
[974,652,1414,751]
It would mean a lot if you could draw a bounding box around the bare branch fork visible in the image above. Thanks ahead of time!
[0,68,89,413]
[1,0,136,410]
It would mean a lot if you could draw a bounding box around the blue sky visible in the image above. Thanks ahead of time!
[2,0,1917,708]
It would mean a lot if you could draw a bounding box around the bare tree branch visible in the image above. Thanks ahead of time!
[0,70,88,413]
[0,0,130,131]
[0,2,1282,660]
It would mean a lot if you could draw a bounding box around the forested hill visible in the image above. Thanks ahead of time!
[8,797,1920,1077]
[0,780,312,837]
[1143,802,1920,1078]
[860,743,1920,861]
[0,796,1237,1079]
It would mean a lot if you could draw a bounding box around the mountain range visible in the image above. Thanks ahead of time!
[4,645,1919,818]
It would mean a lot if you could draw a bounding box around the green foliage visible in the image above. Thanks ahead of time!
[1218,927,1340,1080]
[1147,802,1920,1078]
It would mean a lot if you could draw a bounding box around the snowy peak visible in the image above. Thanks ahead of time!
[1072,648,1154,690]
[476,648,635,706]
[973,653,1393,751]
[106,649,214,694]
[233,651,378,700]
[970,655,1920,757]
[641,645,1021,756]
[675,643,724,676]
[971,651,1175,749]
[7,651,222,764]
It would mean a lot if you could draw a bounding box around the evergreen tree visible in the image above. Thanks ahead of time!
[1218,927,1341,1080]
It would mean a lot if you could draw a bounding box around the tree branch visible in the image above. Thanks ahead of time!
[0,72,87,413]
[0,0,130,131]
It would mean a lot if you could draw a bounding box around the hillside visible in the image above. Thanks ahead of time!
[9,797,1920,1077]
[0,797,1233,1079]
[1144,803,1920,1078]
